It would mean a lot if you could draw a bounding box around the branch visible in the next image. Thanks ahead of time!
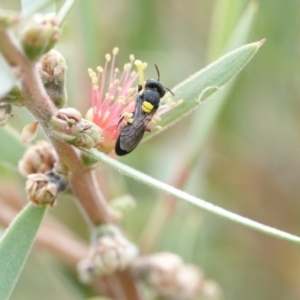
[0,28,140,299]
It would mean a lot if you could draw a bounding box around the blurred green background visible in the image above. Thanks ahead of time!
[1,0,300,299]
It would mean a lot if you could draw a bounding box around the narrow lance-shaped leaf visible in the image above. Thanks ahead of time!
[0,204,48,300]
[82,148,300,245]
[185,2,259,163]
[144,39,265,141]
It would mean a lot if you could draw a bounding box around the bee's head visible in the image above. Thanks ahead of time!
[144,79,166,98]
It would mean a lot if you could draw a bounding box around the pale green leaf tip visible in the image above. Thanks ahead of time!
[257,38,266,48]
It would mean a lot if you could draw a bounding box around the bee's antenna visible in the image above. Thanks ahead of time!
[165,87,175,96]
[154,64,175,96]
[154,64,160,81]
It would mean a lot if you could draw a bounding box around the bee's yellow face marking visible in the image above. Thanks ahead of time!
[142,101,154,113]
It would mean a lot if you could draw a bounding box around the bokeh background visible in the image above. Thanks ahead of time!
[1,0,300,299]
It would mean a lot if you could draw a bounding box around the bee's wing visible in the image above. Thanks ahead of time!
[118,106,157,153]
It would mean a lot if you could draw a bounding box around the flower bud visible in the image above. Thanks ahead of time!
[25,170,67,206]
[77,224,138,282]
[73,119,102,149]
[38,49,67,108]
[0,9,20,29]
[51,107,82,142]
[26,173,58,206]
[0,103,12,127]
[51,108,102,149]
[20,13,60,60]
[18,140,57,177]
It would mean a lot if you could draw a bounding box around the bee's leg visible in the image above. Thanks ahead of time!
[117,115,125,128]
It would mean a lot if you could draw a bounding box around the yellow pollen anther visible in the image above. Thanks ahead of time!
[134,60,145,85]
[129,54,135,61]
[118,99,125,105]
[128,117,134,124]
[177,99,184,105]
[87,68,93,73]
[156,126,162,130]
[118,87,122,92]
[142,62,148,70]
[105,92,110,98]
[127,112,133,118]
[113,47,119,55]
[105,54,111,62]
[114,68,119,73]
[127,87,135,95]
[97,66,103,72]
[130,71,136,77]
[114,79,120,85]
[93,85,99,90]
[109,96,114,100]
[124,63,130,71]
[92,77,98,84]
[109,83,114,89]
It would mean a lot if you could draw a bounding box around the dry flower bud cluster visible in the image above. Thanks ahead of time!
[77,224,138,283]
[18,140,57,177]
[25,173,58,206]
[132,252,206,300]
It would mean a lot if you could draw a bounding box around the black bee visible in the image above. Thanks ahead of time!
[115,65,171,156]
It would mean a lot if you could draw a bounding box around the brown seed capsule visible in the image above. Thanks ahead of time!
[26,173,58,206]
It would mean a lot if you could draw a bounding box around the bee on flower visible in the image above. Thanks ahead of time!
[86,48,182,155]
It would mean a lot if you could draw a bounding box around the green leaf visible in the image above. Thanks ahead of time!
[183,2,259,165]
[0,204,48,300]
[144,39,265,141]
[81,148,300,245]
[21,0,55,17]
[12,254,86,300]
[0,53,16,98]
[0,125,26,166]
[208,0,247,60]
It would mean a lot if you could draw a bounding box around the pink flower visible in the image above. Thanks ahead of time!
[86,48,143,153]
[86,48,182,154]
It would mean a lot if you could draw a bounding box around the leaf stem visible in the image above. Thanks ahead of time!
[84,149,300,244]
